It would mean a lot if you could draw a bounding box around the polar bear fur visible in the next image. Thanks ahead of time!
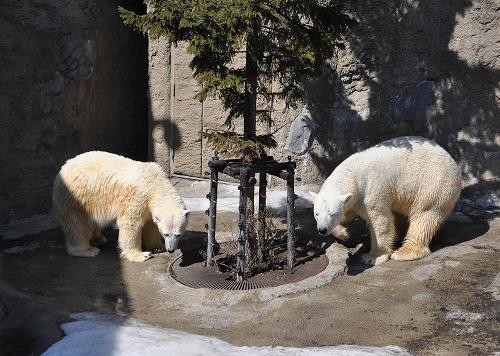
[310,136,461,265]
[52,151,189,262]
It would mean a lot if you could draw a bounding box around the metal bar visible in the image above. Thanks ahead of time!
[237,169,249,282]
[286,164,296,271]
[268,171,290,180]
[257,172,267,264]
[206,159,218,266]
[171,173,239,186]
[245,175,256,271]
[210,159,238,170]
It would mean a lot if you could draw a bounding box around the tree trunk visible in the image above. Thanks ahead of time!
[243,19,260,272]
[244,21,258,141]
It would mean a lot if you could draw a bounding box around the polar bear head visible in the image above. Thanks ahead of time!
[152,208,190,253]
[309,191,352,236]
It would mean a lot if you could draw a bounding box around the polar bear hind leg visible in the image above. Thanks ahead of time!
[89,224,108,247]
[62,213,100,257]
[391,210,443,261]
[360,207,396,266]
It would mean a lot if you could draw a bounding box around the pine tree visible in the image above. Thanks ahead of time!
[119,0,352,160]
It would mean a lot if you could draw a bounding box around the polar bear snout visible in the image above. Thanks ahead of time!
[165,246,176,253]
[314,212,339,236]
[164,236,175,253]
[164,234,180,253]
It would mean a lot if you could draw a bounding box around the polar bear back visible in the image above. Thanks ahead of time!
[330,136,461,215]
[53,151,174,226]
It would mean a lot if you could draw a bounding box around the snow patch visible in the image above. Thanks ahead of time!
[43,313,410,356]
[1,240,64,254]
[0,213,58,240]
[2,241,42,254]
[183,190,313,213]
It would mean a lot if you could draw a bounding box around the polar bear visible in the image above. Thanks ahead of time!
[52,151,190,262]
[310,136,461,265]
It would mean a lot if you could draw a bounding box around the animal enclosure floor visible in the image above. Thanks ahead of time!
[0,210,499,355]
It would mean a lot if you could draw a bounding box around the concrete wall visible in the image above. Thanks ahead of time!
[148,36,172,174]
[0,0,148,223]
[151,0,498,194]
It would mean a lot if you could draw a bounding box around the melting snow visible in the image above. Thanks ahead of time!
[3,241,42,254]
[43,313,410,356]
[0,213,58,240]
[184,190,313,213]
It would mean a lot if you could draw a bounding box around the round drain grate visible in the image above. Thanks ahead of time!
[169,241,328,290]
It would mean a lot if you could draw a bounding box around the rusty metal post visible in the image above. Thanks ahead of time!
[257,172,267,264]
[206,156,219,266]
[286,160,296,271]
[237,169,249,282]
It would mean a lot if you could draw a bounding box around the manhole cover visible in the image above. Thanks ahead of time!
[169,241,328,290]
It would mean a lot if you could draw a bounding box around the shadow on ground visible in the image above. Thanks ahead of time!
[334,216,491,276]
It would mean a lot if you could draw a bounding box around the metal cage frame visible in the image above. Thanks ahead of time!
[205,154,297,282]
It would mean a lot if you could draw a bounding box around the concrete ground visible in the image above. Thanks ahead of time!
[0,180,498,355]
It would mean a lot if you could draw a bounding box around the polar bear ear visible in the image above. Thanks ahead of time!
[309,191,318,203]
[340,193,352,204]
[183,210,191,218]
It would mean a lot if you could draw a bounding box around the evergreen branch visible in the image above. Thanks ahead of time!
[201,130,277,161]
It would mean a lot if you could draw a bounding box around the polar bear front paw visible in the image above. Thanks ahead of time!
[151,247,166,254]
[67,246,100,258]
[331,225,349,241]
[122,251,153,262]
[360,253,390,266]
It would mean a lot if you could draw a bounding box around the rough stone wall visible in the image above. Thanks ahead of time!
[151,0,498,194]
[297,0,499,194]
[0,0,148,223]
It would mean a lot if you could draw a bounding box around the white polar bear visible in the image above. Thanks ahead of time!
[310,136,461,265]
[52,151,189,262]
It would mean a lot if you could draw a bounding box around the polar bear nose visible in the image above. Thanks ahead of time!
[318,228,328,235]
[167,248,175,253]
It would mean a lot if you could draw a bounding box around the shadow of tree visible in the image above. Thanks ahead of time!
[342,218,489,276]
[305,0,499,193]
